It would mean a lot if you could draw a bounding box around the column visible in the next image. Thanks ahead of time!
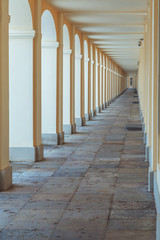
[90,44,94,116]
[70,25,76,133]
[148,0,152,158]
[96,49,100,113]
[100,53,103,110]
[32,0,43,160]
[107,58,111,104]
[92,45,96,116]
[103,56,106,109]
[56,13,64,144]
[150,0,158,188]
[0,0,12,190]
[87,40,92,120]
[110,61,113,102]
[80,35,85,125]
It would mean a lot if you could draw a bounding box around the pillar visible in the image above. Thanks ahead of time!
[87,40,92,120]
[0,0,12,190]
[32,0,43,160]
[64,24,76,134]
[103,56,106,109]
[151,0,158,184]
[96,49,101,113]
[56,13,64,144]
[107,58,111,104]
[80,35,85,125]
[92,45,96,116]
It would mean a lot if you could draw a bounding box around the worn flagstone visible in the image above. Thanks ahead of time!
[0,89,156,240]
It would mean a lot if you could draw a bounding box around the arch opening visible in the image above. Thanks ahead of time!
[84,40,88,119]
[75,34,82,126]
[63,24,71,133]
[9,0,35,161]
[91,45,93,113]
[41,10,58,144]
[95,49,99,110]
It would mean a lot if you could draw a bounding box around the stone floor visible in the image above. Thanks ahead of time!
[0,89,156,240]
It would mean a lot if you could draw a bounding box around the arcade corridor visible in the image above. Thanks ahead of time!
[0,0,160,239]
[0,90,156,240]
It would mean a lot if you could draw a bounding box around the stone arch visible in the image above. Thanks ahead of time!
[84,40,89,119]
[75,34,82,126]
[9,0,35,161]
[41,10,58,144]
[91,45,94,113]
[63,24,72,133]
[41,10,57,41]
[95,49,99,110]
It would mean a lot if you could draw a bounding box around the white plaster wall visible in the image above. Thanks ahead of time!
[63,53,71,124]
[41,10,57,135]
[9,38,33,147]
[96,63,99,107]
[106,69,108,101]
[117,75,119,95]
[9,0,32,30]
[42,47,57,134]
[85,59,88,114]
[91,62,93,111]
[63,25,70,49]
[75,58,81,118]
[96,50,99,107]
[103,67,105,103]
[75,35,81,119]
[100,56,102,105]
[100,65,102,105]
[41,10,57,41]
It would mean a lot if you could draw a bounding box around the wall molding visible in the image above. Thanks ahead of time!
[9,30,35,39]
[63,49,72,55]
[42,40,59,48]
[75,54,82,59]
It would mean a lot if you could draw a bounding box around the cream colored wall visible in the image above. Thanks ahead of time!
[137,0,160,209]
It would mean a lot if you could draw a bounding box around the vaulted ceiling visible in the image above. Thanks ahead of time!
[47,0,149,73]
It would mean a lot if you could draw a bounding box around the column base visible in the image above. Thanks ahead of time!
[143,132,147,145]
[142,123,145,133]
[105,101,109,108]
[63,124,76,135]
[154,172,160,213]
[96,106,100,114]
[42,133,59,145]
[57,132,64,145]
[85,113,92,121]
[72,123,76,133]
[35,144,43,161]
[9,144,43,162]
[92,109,96,117]
[89,112,92,120]
[101,104,105,110]
[141,116,144,124]
[85,113,90,121]
[148,168,154,192]
[82,117,86,126]
[75,118,83,127]
[0,166,12,191]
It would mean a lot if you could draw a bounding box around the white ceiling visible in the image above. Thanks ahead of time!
[47,0,149,73]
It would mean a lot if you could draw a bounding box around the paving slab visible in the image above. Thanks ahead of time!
[0,90,156,240]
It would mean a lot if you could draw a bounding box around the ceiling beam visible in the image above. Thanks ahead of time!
[93,39,141,43]
[86,32,144,35]
[63,11,147,15]
[75,23,144,27]
[95,43,139,46]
